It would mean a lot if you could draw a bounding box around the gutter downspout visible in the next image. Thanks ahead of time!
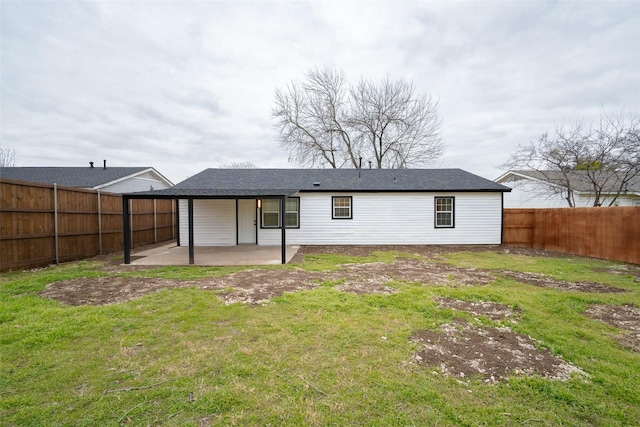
[500,192,504,245]
[188,198,194,265]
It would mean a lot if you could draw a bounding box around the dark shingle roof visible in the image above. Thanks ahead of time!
[508,170,640,193]
[0,167,150,188]
[126,168,510,197]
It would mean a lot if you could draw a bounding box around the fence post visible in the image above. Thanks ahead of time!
[130,199,134,249]
[123,195,131,264]
[97,190,103,255]
[154,199,157,243]
[54,183,59,264]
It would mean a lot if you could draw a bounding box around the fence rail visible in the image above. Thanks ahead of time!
[503,207,640,265]
[1,178,175,272]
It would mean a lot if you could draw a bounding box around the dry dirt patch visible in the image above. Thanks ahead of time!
[40,246,625,306]
[585,304,640,353]
[337,258,495,288]
[593,266,640,282]
[41,276,198,306]
[501,270,626,294]
[213,268,324,305]
[411,320,586,383]
[41,257,497,306]
[435,297,521,322]
[41,268,326,306]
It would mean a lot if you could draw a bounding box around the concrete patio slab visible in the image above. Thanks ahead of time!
[128,243,300,266]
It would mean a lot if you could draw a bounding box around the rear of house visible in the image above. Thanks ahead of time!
[171,169,509,246]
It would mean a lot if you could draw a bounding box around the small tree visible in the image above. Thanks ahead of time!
[273,66,443,169]
[504,110,640,207]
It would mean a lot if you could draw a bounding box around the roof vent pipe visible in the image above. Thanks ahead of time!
[90,161,94,168]
[313,182,320,187]
[103,160,107,170]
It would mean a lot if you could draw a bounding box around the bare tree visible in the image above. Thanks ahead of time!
[503,109,640,207]
[349,76,443,168]
[273,67,443,169]
[0,146,19,167]
[273,67,357,168]
[583,110,640,206]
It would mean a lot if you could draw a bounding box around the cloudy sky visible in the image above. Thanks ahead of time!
[2,1,639,184]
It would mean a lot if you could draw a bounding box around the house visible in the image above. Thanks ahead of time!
[122,168,511,264]
[496,170,640,208]
[0,161,173,193]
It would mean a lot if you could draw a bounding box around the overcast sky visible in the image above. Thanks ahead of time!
[2,1,639,184]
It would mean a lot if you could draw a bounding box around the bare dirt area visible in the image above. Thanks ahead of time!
[500,270,626,294]
[41,257,497,306]
[339,258,495,287]
[42,245,630,306]
[585,304,640,353]
[410,319,586,383]
[41,276,196,306]
[593,266,640,283]
[435,297,521,322]
[212,268,325,305]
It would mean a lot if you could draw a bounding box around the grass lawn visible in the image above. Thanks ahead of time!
[1,248,639,426]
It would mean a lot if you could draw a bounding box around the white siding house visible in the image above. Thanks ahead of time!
[496,170,640,208]
[0,166,173,194]
[169,169,509,248]
[179,192,503,246]
[96,170,172,193]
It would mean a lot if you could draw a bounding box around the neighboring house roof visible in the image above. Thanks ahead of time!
[0,166,173,190]
[496,170,640,195]
[127,168,510,198]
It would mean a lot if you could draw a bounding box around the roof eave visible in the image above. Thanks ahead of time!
[93,167,174,190]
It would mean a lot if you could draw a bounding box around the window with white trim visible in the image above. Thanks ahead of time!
[332,196,352,219]
[285,198,299,228]
[434,197,454,228]
[261,198,299,228]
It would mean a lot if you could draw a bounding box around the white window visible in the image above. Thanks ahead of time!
[285,198,299,228]
[435,197,454,228]
[261,198,299,228]
[261,199,280,228]
[332,196,352,219]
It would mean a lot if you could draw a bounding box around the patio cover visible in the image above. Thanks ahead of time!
[121,188,299,265]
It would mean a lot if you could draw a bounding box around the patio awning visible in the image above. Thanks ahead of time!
[122,190,294,266]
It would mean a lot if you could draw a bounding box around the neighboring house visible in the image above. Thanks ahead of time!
[123,168,511,263]
[0,162,173,193]
[496,170,640,208]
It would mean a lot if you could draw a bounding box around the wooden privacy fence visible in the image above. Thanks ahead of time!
[503,207,640,265]
[0,178,175,272]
